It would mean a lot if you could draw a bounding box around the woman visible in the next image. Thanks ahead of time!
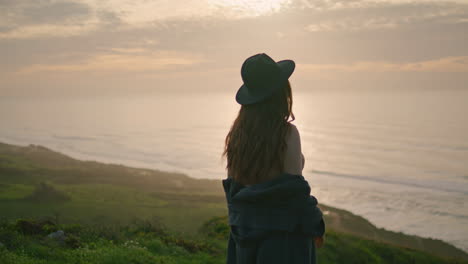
[222,53,325,264]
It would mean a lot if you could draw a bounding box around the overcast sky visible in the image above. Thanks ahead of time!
[1,0,467,97]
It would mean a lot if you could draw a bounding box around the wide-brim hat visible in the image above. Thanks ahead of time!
[236,53,295,105]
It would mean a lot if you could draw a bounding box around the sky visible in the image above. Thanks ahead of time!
[1,0,467,97]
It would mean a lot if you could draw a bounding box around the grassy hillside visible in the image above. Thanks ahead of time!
[1,217,466,264]
[0,142,225,234]
[319,204,468,260]
[0,142,466,262]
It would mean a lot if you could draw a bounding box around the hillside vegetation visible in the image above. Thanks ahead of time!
[1,216,466,264]
[0,142,466,262]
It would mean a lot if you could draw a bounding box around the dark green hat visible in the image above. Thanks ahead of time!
[236,53,295,105]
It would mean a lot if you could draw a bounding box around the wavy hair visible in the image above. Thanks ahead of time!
[222,81,295,185]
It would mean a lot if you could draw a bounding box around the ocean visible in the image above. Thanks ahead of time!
[1,89,467,252]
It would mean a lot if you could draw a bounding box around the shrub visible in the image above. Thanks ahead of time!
[64,234,81,249]
[15,219,46,235]
[24,182,70,203]
[199,216,229,240]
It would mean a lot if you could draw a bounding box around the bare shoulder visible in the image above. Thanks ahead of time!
[286,123,301,144]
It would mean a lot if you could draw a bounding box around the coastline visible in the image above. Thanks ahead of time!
[0,141,466,260]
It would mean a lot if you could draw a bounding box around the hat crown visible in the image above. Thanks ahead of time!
[241,53,281,96]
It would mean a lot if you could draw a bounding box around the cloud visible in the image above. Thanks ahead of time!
[1,0,467,40]
[80,0,292,27]
[1,0,467,80]
[86,0,211,26]
[306,18,398,32]
[0,22,99,39]
[298,56,468,73]
[295,0,375,11]
[0,0,293,39]
[15,49,205,74]
[304,1,468,32]
[0,1,91,26]
[0,0,103,39]
[295,0,468,11]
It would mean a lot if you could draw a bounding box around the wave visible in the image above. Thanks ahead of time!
[52,134,97,142]
[310,169,468,195]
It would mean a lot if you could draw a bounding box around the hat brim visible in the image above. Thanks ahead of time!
[236,59,295,105]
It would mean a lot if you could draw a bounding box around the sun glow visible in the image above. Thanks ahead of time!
[208,0,291,17]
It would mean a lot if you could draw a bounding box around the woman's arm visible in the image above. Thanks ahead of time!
[283,124,303,175]
[301,152,305,170]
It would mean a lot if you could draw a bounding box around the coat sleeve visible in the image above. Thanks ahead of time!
[299,195,325,237]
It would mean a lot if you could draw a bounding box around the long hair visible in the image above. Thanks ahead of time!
[222,81,295,185]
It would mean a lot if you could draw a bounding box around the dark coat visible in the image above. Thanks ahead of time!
[223,173,325,264]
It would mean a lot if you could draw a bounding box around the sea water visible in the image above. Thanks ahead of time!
[1,89,467,251]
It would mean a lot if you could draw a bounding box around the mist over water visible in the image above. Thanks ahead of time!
[1,89,467,251]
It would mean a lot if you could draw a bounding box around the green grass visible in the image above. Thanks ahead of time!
[0,184,34,200]
[0,141,467,262]
[0,217,465,264]
[0,218,225,264]
[0,183,227,235]
[318,230,465,264]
